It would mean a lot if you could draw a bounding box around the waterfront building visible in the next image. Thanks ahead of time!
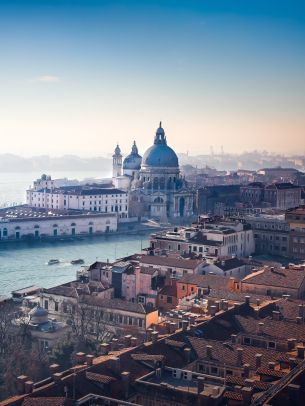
[26,183,128,220]
[0,206,117,240]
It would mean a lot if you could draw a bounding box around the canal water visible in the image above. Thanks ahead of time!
[0,233,149,296]
[0,170,148,296]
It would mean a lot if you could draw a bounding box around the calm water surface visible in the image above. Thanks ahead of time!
[0,171,147,296]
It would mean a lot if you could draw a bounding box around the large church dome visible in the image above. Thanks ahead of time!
[123,141,142,170]
[142,123,179,168]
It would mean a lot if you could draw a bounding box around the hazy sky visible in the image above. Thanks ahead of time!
[0,0,305,157]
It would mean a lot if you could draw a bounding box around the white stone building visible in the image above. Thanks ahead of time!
[0,206,117,240]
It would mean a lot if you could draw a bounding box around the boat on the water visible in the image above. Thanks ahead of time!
[48,259,60,265]
[70,259,85,265]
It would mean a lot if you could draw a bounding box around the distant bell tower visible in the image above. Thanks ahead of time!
[112,144,122,178]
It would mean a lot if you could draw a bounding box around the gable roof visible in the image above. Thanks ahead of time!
[242,267,305,290]
[140,255,204,270]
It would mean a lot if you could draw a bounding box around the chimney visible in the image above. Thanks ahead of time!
[75,352,86,364]
[222,300,229,311]
[298,304,304,318]
[131,337,138,347]
[256,298,261,307]
[86,354,94,366]
[258,322,264,334]
[151,331,159,343]
[169,322,177,333]
[255,354,262,369]
[146,328,153,341]
[237,348,243,366]
[100,343,110,355]
[206,345,213,358]
[124,335,132,347]
[297,345,305,359]
[49,364,60,374]
[289,357,297,369]
[165,321,171,333]
[182,320,189,332]
[184,347,191,363]
[243,364,250,378]
[209,305,217,316]
[110,356,121,374]
[214,301,220,312]
[272,311,280,321]
[53,372,64,383]
[121,371,130,399]
[197,376,205,394]
[241,387,253,405]
[24,380,34,394]
[245,296,251,305]
[268,362,276,370]
[296,317,302,324]
[287,338,297,350]
[111,338,119,351]
[231,334,238,344]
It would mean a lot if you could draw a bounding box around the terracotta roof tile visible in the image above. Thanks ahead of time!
[242,267,305,290]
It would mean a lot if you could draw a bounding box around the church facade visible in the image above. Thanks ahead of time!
[112,123,194,221]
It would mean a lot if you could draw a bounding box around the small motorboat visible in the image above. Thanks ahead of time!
[70,259,85,265]
[48,259,60,265]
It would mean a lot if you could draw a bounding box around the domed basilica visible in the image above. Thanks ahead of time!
[112,123,194,221]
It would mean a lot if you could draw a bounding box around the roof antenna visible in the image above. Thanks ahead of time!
[159,121,162,128]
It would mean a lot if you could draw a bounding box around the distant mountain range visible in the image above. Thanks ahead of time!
[0,152,303,173]
[0,154,112,172]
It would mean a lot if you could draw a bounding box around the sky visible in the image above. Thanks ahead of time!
[0,0,304,157]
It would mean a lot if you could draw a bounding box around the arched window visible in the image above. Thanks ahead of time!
[53,224,58,228]
[34,225,40,229]
[154,197,164,204]
[3,228,8,237]
[71,223,76,227]
[15,226,21,230]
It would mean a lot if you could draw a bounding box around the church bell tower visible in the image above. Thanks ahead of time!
[112,144,122,178]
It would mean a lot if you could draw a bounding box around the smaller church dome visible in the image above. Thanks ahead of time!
[123,141,142,170]
[29,305,48,324]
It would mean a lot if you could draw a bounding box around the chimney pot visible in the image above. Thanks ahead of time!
[197,376,205,394]
[255,353,262,369]
[287,338,297,350]
[86,354,94,366]
[124,334,132,347]
[75,352,86,364]
[268,362,276,370]
[130,336,138,347]
[183,347,191,363]
[297,345,305,359]
[272,311,280,321]
[100,343,110,355]
[17,375,28,395]
[151,331,159,343]
[237,348,243,366]
[245,296,250,305]
[206,345,213,358]
[231,334,238,344]
[24,380,34,394]
[182,320,189,331]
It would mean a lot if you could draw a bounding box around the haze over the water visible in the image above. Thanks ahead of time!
[0,0,304,156]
